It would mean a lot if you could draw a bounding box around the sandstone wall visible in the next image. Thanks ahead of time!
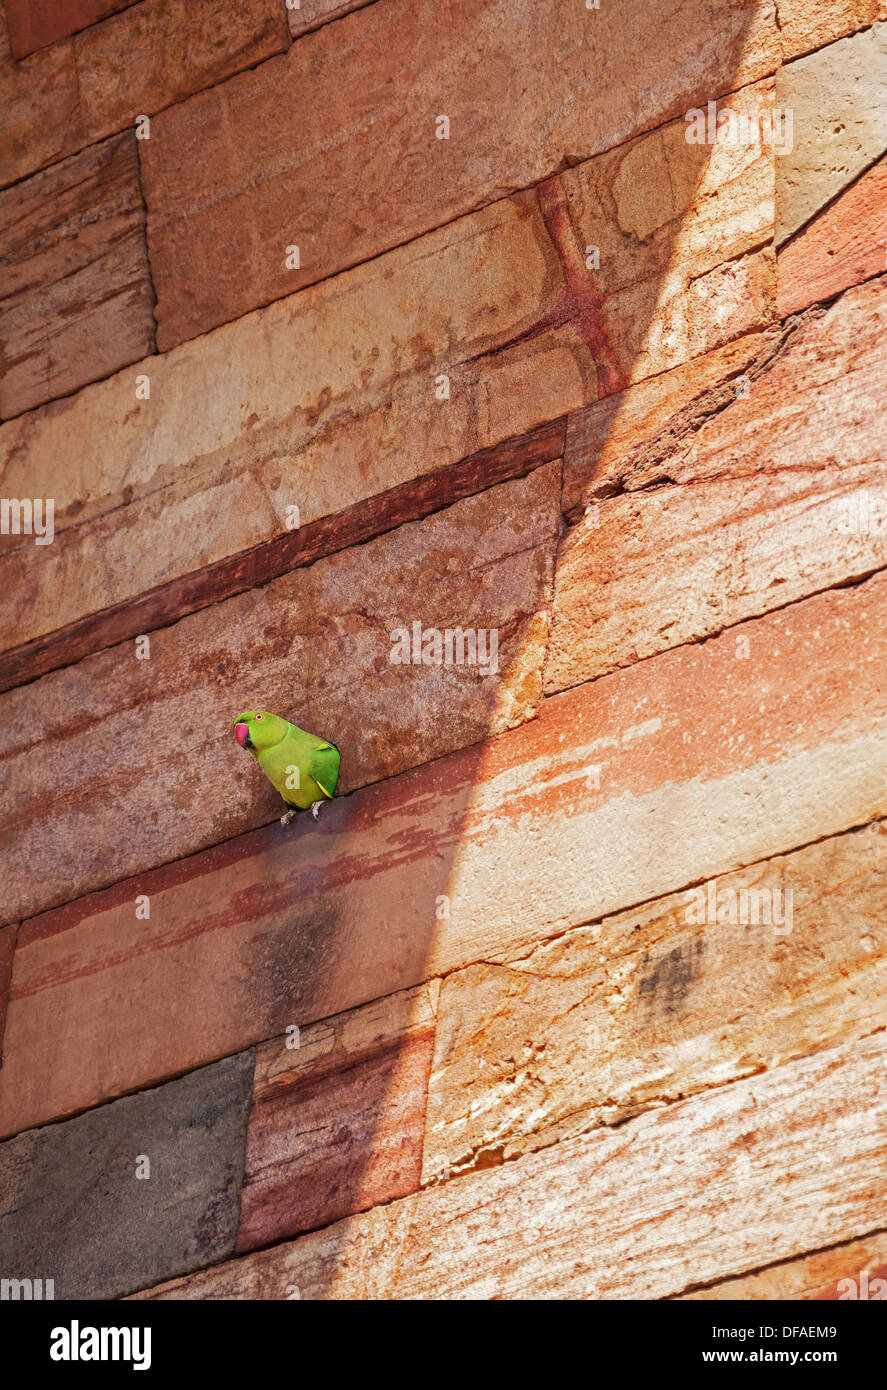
[1,0,885,1300]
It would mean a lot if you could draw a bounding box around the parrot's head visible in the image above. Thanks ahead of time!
[232,710,288,753]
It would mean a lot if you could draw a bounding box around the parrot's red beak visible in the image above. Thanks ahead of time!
[235,722,250,748]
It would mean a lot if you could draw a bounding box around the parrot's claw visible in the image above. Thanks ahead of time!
[310,801,323,820]
[280,809,298,827]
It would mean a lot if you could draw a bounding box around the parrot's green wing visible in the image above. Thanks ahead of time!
[308,742,341,800]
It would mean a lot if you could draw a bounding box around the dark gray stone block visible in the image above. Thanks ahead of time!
[0,1049,255,1299]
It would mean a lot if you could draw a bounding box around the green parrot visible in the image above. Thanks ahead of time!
[233,710,341,824]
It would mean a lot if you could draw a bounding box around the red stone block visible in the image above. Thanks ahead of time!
[236,986,437,1250]
[0,132,155,419]
[810,1261,887,1300]
[778,156,887,316]
[0,0,290,189]
[4,0,138,59]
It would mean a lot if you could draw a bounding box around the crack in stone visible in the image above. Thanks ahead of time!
[569,304,830,510]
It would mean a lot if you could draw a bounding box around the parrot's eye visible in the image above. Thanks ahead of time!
[255,713,263,721]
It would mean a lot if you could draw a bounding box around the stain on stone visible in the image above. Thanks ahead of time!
[241,884,345,1040]
[637,937,704,1016]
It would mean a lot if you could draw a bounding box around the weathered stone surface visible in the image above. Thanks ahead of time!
[423,822,887,1179]
[133,1033,887,1299]
[0,464,560,929]
[775,0,885,61]
[3,0,878,1312]
[141,0,778,347]
[0,423,564,695]
[551,459,887,692]
[0,84,775,656]
[0,924,16,1065]
[561,329,776,517]
[809,1262,887,1300]
[0,185,569,536]
[0,133,155,420]
[0,185,569,645]
[566,276,887,507]
[4,0,138,58]
[0,19,78,189]
[553,81,775,391]
[0,1051,254,1299]
[778,154,887,315]
[3,572,886,1139]
[237,983,438,1251]
[679,1229,887,1299]
[287,0,369,40]
[776,23,887,244]
[550,277,887,690]
[0,0,289,190]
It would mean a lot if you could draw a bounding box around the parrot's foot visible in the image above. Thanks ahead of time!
[310,801,324,820]
[280,808,298,827]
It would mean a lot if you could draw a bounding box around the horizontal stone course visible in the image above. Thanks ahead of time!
[132,1033,887,1299]
[0,418,564,694]
[0,80,775,664]
[2,571,886,1140]
[141,0,778,347]
[423,821,887,1178]
[0,463,561,928]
